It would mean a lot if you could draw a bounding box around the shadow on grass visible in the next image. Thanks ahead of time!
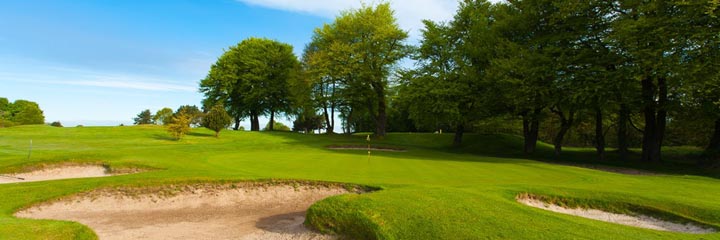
[262,131,720,179]
[152,134,177,141]
[187,132,215,137]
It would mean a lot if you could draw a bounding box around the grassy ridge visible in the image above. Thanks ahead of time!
[0,125,719,239]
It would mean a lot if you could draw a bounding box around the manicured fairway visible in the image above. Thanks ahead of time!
[0,125,719,239]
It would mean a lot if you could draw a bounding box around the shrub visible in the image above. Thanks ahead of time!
[201,104,232,137]
[263,122,291,132]
[167,114,191,140]
[50,121,63,127]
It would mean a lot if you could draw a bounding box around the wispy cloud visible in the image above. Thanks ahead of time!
[236,0,461,40]
[62,80,196,92]
[0,58,196,92]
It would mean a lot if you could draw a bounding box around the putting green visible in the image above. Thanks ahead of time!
[0,125,718,239]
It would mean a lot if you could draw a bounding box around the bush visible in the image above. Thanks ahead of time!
[50,121,63,127]
[201,104,232,137]
[263,121,291,131]
[167,114,191,140]
[0,119,15,128]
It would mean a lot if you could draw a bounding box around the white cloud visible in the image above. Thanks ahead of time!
[0,60,196,92]
[62,80,195,92]
[237,0,462,40]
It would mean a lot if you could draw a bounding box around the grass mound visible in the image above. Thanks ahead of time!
[516,193,718,233]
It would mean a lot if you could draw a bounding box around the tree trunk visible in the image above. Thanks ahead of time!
[233,116,240,130]
[707,118,720,153]
[551,108,574,157]
[552,120,571,157]
[595,108,605,161]
[330,105,335,134]
[641,76,664,163]
[269,110,275,131]
[323,106,331,133]
[453,123,464,146]
[617,103,629,160]
[657,77,668,152]
[374,84,387,137]
[250,111,260,131]
[323,105,335,134]
[523,109,541,154]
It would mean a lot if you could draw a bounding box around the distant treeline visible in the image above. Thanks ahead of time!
[0,97,45,127]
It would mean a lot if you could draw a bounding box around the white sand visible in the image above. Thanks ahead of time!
[16,184,353,240]
[0,166,112,184]
[517,196,716,234]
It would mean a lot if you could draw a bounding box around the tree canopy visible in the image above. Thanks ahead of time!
[200,37,301,132]
[0,98,46,127]
[303,3,410,137]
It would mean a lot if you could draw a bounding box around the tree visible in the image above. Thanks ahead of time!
[134,109,153,125]
[611,0,716,162]
[200,38,300,131]
[153,107,174,125]
[308,3,409,137]
[167,114,191,140]
[175,105,203,127]
[6,99,45,125]
[50,121,63,127]
[488,1,560,154]
[293,112,324,133]
[202,104,232,137]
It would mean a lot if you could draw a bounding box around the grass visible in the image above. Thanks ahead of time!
[0,125,719,239]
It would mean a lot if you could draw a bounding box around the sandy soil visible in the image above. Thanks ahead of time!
[0,165,113,184]
[16,184,354,240]
[517,196,716,234]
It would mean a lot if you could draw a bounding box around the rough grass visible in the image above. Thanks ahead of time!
[0,125,719,239]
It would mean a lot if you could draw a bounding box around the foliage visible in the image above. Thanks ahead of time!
[175,105,203,127]
[133,109,153,125]
[305,3,410,137]
[153,108,174,125]
[200,38,301,131]
[0,98,45,125]
[49,121,63,127]
[292,111,324,133]
[166,114,191,140]
[263,121,291,132]
[202,104,232,137]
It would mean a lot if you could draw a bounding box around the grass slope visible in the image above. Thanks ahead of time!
[0,125,718,239]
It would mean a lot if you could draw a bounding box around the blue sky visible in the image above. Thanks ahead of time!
[0,0,463,128]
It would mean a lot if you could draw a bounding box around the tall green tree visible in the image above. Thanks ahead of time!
[308,3,409,137]
[200,38,300,131]
[401,0,502,145]
[489,1,559,154]
[7,100,45,125]
[611,0,715,162]
[134,109,153,125]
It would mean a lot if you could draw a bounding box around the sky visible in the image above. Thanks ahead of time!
[0,0,473,129]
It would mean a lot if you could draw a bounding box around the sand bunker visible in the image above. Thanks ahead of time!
[16,183,361,240]
[517,196,716,234]
[0,165,115,184]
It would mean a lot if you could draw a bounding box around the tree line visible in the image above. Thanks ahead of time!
[199,1,720,163]
[0,97,45,127]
